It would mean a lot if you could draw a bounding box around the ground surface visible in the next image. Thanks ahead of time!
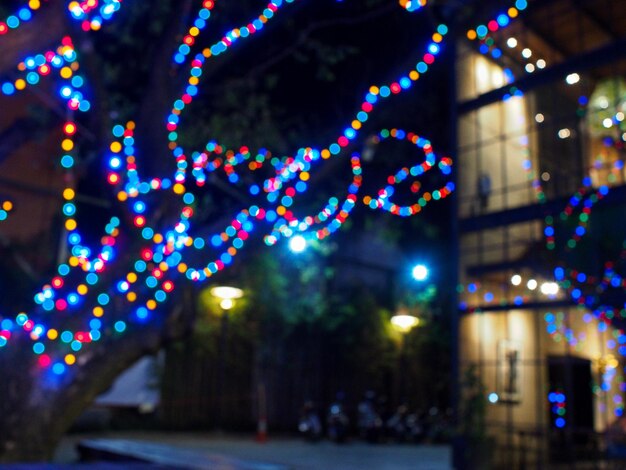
[51,431,452,469]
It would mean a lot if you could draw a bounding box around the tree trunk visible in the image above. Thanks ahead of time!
[0,298,192,463]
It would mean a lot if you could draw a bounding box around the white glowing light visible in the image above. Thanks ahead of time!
[527,279,538,290]
[412,264,429,281]
[210,286,244,301]
[511,274,522,286]
[565,73,580,85]
[288,235,307,253]
[391,314,420,333]
[540,282,559,296]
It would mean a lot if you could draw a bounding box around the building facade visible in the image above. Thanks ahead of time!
[456,0,626,465]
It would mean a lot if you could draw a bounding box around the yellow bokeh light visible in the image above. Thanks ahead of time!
[63,188,75,200]
[61,139,74,152]
[110,141,122,153]
[60,67,73,79]
[47,329,58,340]
[65,354,76,365]
[93,306,104,317]
[65,219,77,231]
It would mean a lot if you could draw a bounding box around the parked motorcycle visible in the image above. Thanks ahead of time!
[327,394,350,443]
[357,391,383,443]
[298,401,323,441]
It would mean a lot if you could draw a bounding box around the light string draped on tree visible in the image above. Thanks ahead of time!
[0,1,122,35]
[0,0,455,375]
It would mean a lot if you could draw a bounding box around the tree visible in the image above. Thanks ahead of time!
[0,0,455,460]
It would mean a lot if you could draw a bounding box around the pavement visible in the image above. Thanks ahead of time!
[45,431,452,470]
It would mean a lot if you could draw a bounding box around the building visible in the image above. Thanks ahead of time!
[455,0,626,466]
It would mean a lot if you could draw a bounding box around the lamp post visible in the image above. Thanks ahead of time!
[210,285,243,431]
[391,310,420,405]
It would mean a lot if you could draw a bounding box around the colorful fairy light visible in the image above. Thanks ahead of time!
[66,0,123,31]
[0,0,44,36]
[548,390,567,428]
[0,1,122,36]
[0,200,13,221]
[0,0,467,373]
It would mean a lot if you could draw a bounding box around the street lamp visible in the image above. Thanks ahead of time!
[288,235,307,253]
[411,264,429,282]
[391,309,420,404]
[210,285,244,309]
[210,285,244,430]
[391,312,420,333]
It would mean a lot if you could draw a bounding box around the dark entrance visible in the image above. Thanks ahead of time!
[547,355,595,461]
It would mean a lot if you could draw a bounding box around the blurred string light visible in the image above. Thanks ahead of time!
[543,311,587,350]
[548,390,567,428]
[1,0,550,373]
[464,0,541,97]
[0,1,123,36]
[0,200,13,221]
[67,0,123,32]
[362,129,454,216]
[0,0,43,36]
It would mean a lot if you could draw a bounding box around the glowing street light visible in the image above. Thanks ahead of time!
[288,235,307,253]
[412,264,429,281]
[210,285,244,430]
[391,309,420,403]
[210,285,244,310]
[391,312,420,333]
